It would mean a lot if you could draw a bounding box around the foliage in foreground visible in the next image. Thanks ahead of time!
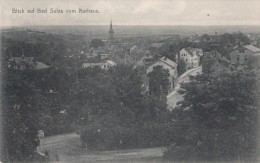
[79,66,173,150]
[164,70,258,161]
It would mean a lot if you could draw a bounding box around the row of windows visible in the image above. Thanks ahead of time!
[191,58,198,61]
[103,64,110,68]
[239,49,245,53]
[236,55,247,62]
[183,58,198,62]
[181,53,199,61]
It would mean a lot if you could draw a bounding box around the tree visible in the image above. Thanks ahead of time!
[177,58,186,76]
[165,71,258,161]
[90,39,105,49]
[2,70,48,161]
[147,66,170,102]
[78,65,171,150]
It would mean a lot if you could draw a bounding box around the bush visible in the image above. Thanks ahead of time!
[80,121,175,151]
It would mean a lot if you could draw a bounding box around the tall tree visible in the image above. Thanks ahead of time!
[177,58,186,76]
[90,39,105,49]
[167,71,258,161]
[148,66,170,102]
[2,70,47,161]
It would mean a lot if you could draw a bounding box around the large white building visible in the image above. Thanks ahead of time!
[179,48,203,69]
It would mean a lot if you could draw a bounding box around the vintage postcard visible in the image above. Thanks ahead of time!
[0,0,260,162]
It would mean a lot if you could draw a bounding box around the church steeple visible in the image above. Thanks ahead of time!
[108,20,114,39]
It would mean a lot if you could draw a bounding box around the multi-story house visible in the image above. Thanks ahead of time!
[179,48,203,69]
[230,44,260,65]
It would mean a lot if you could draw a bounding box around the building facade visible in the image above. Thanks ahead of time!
[82,60,116,70]
[230,44,260,65]
[179,48,203,69]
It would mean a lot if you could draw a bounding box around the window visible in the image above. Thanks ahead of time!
[168,82,172,90]
[239,49,245,53]
[186,59,188,62]
[237,55,240,62]
[245,56,247,61]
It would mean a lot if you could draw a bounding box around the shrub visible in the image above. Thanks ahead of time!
[80,121,174,151]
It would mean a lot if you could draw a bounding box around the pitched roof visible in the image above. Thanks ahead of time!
[35,62,50,70]
[82,63,103,67]
[9,57,34,64]
[183,47,203,56]
[159,56,177,68]
[151,42,164,48]
[233,44,260,53]
[130,45,138,52]
[105,60,117,66]
[243,45,260,53]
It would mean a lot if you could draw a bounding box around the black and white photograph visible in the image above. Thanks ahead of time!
[0,0,260,162]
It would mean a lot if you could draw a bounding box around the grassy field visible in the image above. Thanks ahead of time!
[38,133,167,162]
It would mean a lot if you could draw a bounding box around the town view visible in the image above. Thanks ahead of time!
[1,0,260,162]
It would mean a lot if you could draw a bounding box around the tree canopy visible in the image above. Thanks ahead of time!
[148,66,170,102]
[90,39,105,49]
[164,70,258,161]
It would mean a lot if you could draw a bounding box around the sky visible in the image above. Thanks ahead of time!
[0,0,260,26]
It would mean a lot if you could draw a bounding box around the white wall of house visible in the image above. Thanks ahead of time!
[100,61,116,70]
[179,48,200,68]
[179,49,191,66]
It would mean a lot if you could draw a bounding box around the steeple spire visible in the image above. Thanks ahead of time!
[110,20,113,30]
[108,19,114,39]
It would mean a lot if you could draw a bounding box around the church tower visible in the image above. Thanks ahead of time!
[108,20,114,40]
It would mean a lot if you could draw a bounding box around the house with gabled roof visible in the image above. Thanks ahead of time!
[8,56,50,70]
[100,60,117,70]
[230,44,260,65]
[146,56,178,92]
[179,47,203,69]
[81,60,116,70]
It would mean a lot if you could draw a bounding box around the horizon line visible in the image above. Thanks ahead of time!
[1,24,260,28]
